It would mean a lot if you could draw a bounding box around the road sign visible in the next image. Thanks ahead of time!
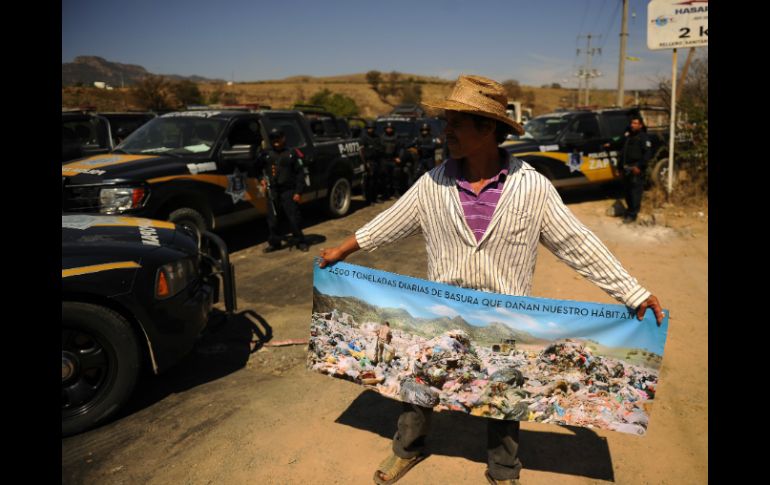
[647,0,708,50]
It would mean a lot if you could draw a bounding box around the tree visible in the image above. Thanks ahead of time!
[385,71,401,97]
[308,89,360,117]
[169,80,203,107]
[522,90,536,106]
[656,52,708,194]
[131,75,175,111]
[550,83,562,89]
[208,87,224,104]
[400,81,422,105]
[221,92,239,105]
[366,70,382,91]
[502,79,523,100]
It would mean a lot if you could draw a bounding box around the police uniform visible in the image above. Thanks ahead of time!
[620,129,652,222]
[413,132,440,180]
[359,127,383,203]
[380,128,404,198]
[258,145,308,251]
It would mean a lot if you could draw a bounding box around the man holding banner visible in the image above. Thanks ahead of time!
[319,74,665,485]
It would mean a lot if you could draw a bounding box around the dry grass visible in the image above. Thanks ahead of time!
[63,73,664,117]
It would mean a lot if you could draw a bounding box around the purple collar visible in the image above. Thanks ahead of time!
[445,149,511,192]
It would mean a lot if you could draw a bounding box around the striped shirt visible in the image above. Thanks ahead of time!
[446,157,509,242]
[355,153,651,309]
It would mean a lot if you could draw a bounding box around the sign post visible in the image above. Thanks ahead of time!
[647,0,708,197]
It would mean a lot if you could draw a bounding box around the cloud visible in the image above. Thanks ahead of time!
[462,307,549,332]
[428,304,459,318]
[491,308,543,329]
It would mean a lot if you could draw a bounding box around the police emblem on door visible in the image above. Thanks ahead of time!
[226,167,248,203]
[568,151,583,173]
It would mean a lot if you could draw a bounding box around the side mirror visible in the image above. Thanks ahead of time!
[221,144,256,161]
[562,133,583,145]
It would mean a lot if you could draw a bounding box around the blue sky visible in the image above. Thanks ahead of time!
[314,261,668,355]
[62,0,698,90]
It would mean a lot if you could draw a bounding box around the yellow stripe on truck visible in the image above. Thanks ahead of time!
[91,217,176,230]
[62,261,141,278]
[62,154,157,176]
[147,174,267,210]
[513,152,616,183]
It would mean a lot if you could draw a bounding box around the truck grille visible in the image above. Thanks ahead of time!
[63,186,101,212]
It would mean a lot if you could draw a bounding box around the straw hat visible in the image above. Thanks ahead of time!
[422,74,525,135]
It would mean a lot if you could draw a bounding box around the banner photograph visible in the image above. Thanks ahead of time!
[308,260,670,436]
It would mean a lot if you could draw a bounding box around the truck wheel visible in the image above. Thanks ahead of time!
[168,207,207,233]
[651,158,676,189]
[62,302,140,436]
[327,177,351,217]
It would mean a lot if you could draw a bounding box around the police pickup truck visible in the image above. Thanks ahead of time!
[62,214,235,435]
[62,109,365,232]
[502,108,664,189]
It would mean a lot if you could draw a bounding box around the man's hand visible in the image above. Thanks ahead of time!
[319,246,348,268]
[292,193,301,203]
[637,295,665,326]
[319,235,361,268]
[631,166,641,175]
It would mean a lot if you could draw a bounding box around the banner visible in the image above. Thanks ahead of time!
[308,260,669,436]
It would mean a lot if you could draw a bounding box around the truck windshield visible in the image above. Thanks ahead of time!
[521,116,571,142]
[116,117,227,156]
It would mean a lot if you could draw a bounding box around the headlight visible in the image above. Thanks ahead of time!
[155,257,197,299]
[99,187,146,214]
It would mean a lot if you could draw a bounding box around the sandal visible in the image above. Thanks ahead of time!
[373,453,426,484]
[484,470,521,485]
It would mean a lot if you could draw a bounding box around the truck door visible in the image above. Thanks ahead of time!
[215,116,265,215]
[559,114,608,175]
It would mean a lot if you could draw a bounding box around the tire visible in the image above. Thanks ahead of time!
[326,176,352,217]
[651,158,676,189]
[168,207,207,233]
[62,302,141,436]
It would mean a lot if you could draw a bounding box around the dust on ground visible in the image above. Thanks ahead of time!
[62,189,707,485]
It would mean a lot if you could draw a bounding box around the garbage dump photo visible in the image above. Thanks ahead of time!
[308,261,669,436]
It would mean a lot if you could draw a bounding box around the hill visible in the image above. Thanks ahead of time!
[313,287,550,346]
[62,56,225,87]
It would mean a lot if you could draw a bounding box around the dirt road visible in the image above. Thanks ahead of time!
[62,190,708,484]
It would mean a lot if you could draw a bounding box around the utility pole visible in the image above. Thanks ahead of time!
[577,34,602,106]
[616,0,629,107]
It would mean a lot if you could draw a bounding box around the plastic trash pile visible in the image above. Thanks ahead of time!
[308,311,659,435]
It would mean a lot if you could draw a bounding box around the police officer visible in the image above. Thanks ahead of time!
[380,122,404,198]
[413,123,440,181]
[258,128,309,252]
[620,117,653,223]
[359,121,383,204]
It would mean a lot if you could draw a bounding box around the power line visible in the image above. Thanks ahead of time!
[599,0,622,51]
[593,0,622,87]
[590,0,609,33]
[577,0,591,41]
[576,34,603,104]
